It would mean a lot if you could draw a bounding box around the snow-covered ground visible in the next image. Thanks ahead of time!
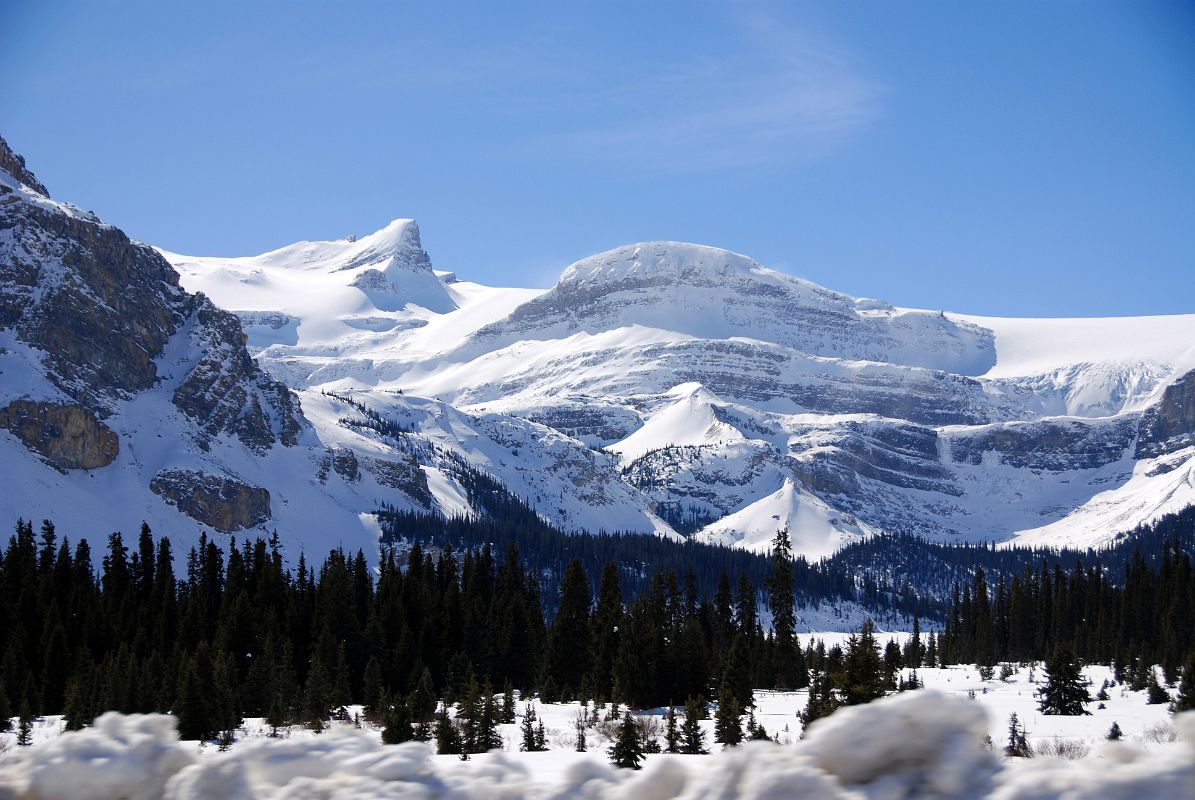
[2,661,1190,798]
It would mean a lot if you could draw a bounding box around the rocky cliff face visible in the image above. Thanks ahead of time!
[150,469,271,532]
[1136,368,1195,458]
[0,400,118,471]
[0,136,303,453]
[0,137,312,535]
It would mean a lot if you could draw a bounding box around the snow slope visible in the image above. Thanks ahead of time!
[158,222,1195,556]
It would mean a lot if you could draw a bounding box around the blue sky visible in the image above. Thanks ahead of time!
[3,0,1193,316]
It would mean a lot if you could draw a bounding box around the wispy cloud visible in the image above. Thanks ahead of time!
[525,12,885,174]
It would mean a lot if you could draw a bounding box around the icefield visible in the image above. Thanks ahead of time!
[1,691,1192,800]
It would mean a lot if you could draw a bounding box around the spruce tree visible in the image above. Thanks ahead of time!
[0,676,11,733]
[680,697,707,754]
[434,704,462,755]
[1037,646,1090,715]
[501,680,516,724]
[574,710,588,752]
[382,695,414,744]
[1107,721,1123,741]
[1004,713,1031,757]
[713,686,743,747]
[609,711,644,769]
[520,702,546,752]
[1146,669,1171,705]
[766,529,798,689]
[1175,653,1195,713]
[799,670,840,734]
[841,621,885,706]
[16,701,33,746]
[544,559,592,700]
[664,706,680,753]
[720,634,754,710]
[362,656,382,713]
[266,694,288,738]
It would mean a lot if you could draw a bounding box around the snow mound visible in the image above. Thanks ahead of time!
[609,383,743,462]
[3,695,1191,799]
[694,478,870,557]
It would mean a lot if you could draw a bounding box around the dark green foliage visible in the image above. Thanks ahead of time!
[609,711,644,769]
[1,509,1190,739]
[799,670,840,734]
[543,560,592,700]
[16,700,32,746]
[681,697,707,755]
[745,708,771,741]
[434,704,462,755]
[1176,654,1195,713]
[1038,647,1091,716]
[713,686,742,747]
[839,621,886,706]
[1146,670,1171,705]
[664,706,680,753]
[1005,713,1031,757]
[0,676,11,732]
[520,703,547,752]
[574,710,587,752]
[381,695,413,744]
[1107,721,1123,741]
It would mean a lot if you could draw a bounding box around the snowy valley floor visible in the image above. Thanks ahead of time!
[1,662,1192,798]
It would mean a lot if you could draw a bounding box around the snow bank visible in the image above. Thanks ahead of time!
[1,693,1192,799]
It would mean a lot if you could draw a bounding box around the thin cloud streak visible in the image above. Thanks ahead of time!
[526,17,886,174]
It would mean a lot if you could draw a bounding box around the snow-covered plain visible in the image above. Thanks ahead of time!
[2,665,1191,799]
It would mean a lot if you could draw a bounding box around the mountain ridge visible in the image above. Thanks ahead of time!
[3,139,1195,558]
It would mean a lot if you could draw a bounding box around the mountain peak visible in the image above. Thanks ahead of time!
[247,218,433,276]
[0,136,50,196]
[559,241,764,289]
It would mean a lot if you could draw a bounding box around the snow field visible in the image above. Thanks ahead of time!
[1,662,1191,799]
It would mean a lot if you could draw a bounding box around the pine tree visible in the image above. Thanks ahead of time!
[799,670,840,734]
[303,656,331,726]
[680,697,707,754]
[574,710,588,752]
[0,676,11,733]
[713,686,743,747]
[434,704,462,755]
[544,559,592,700]
[745,708,771,741]
[408,668,437,724]
[766,528,798,689]
[841,621,886,706]
[664,706,680,753]
[266,694,288,738]
[1004,713,1031,757]
[175,647,218,741]
[362,656,382,713]
[382,695,414,744]
[1146,669,1171,705]
[609,711,644,769]
[1037,646,1090,715]
[720,634,754,710]
[16,700,33,746]
[520,702,546,752]
[1175,653,1195,713]
[501,680,516,724]
[1107,721,1123,741]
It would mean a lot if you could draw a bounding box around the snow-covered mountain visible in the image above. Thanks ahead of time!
[4,137,1195,558]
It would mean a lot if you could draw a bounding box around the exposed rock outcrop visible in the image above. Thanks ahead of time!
[0,400,118,470]
[1136,368,1195,458]
[149,469,271,532]
[0,136,304,451]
